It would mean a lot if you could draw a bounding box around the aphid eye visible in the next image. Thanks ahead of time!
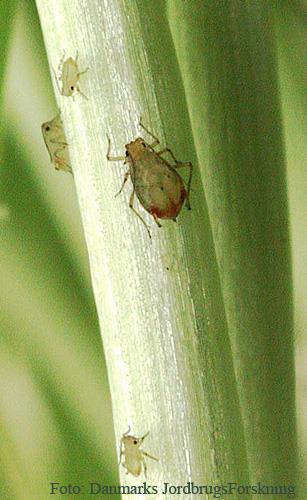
[125,150,129,156]
[133,440,137,444]
[45,126,50,131]
[70,86,74,91]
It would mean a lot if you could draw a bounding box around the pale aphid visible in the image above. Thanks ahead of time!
[118,427,159,478]
[41,112,72,174]
[107,118,193,238]
[53,51,88,99]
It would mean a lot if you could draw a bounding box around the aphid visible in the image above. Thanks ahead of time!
[107,118,193,238]
[118,427,159,478]
[41,112,72,173]
[53,51,88,99]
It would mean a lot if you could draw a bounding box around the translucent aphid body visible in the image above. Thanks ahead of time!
[54,52,88,99]
[119,427,158,478]
[107,119,193,238]
[41,113,72,173]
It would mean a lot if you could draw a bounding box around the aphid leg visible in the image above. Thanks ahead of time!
[118,426,130,465]
[115,171,130,197]
[156,147,178,164]
[142,458,147,479]
[52,66,62,94]
[75,50,88,91]
[139,117,160,148]
[118,439,124,465]
[76,84,89,100]
[75,49,89,82]
[120,459,128,472]
[141,450,159,462]
[129,190,152,239]
[58,50,66,71]
[52,142,71,172]
[118,452,123,466]
[54,154,72,174]
[152,213,162,228]
[173,161,193,209]
[50,139,69,147]
[106,136,126,162]
[155,148,193,207]
[55,161,72,174]
[53,145,68,159]
[53,146,68,162]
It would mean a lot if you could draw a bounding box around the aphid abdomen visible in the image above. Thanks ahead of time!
[133,158,186,219]
[41,113,71,173]
[125,453,142,477]
[61,58,77,95]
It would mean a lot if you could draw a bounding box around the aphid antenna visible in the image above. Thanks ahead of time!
[106,136,126,163]
[76,86,89,101]
[75,50,89,89]
[139,116,160,148]
[118,425,131,465]
[123,425,131,437]
[78,67,89,77]
[114,171,130,197]
[52,66,61,94]
[58,49,66,70]
[140,431,150,441]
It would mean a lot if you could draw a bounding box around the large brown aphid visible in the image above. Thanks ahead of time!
[107,119,193,238]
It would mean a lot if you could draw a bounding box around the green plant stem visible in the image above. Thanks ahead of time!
[36,0,249,493]
[167,0,296,485]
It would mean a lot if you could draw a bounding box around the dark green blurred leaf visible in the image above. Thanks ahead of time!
[0,127,119,497]
[165,0,295,484]
[0,0,18,104]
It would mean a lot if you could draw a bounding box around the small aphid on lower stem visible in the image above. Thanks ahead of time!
[107,118,193,238]
[118,427,159,478]
[41,112,72,174]
[53,51,88,99]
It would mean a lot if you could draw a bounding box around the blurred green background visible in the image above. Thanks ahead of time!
[0,1,306,498]
[0,1,119,498]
